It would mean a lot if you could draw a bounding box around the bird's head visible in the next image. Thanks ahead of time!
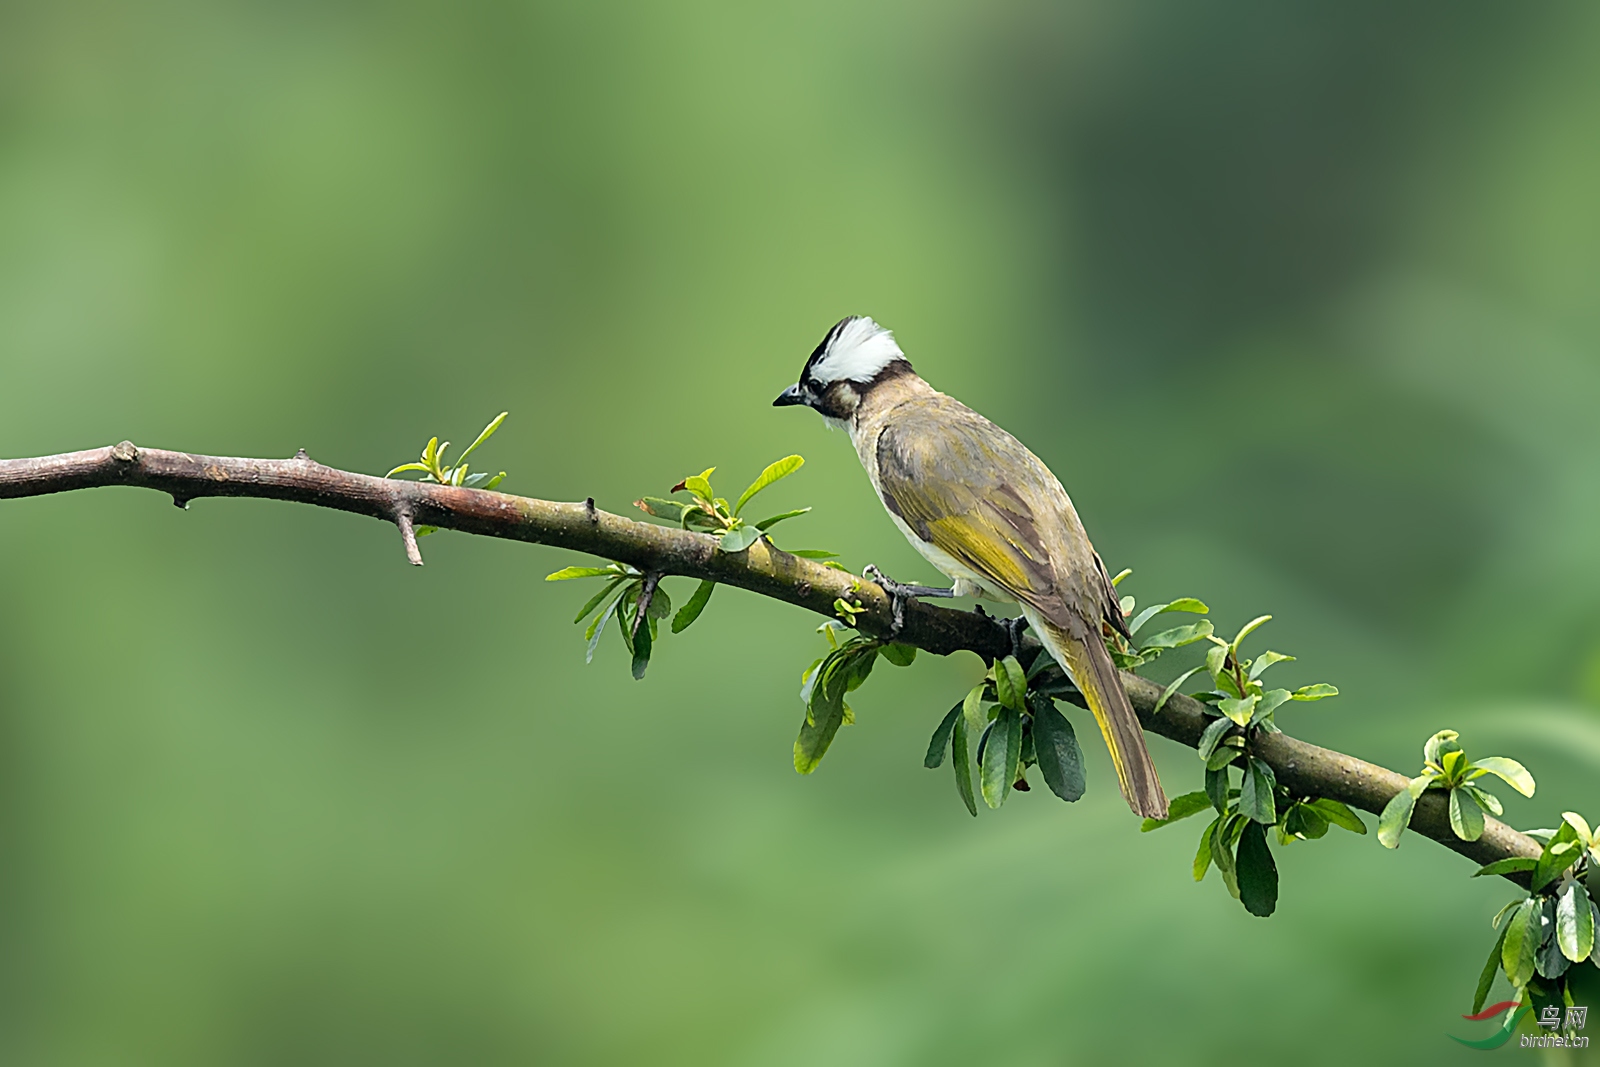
[773,316,914,428]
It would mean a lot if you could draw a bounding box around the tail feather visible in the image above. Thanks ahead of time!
[1025,608,1168,820]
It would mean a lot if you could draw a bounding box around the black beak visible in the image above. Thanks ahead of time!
[773,384,806,408]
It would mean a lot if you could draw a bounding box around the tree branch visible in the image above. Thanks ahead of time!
[0,442,1542,878]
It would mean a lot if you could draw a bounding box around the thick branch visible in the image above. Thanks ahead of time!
[0,442,1542,877]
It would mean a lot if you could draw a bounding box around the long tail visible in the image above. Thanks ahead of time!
[1024,608,1168,819]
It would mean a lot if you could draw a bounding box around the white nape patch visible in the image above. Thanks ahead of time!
[809,316,904,385]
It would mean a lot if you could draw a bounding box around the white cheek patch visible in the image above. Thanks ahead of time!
[810,316,904,385]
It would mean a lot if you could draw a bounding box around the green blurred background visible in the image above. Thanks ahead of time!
[2,1,1598,1062]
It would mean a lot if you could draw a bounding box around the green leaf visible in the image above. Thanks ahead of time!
[637,496,694,523]
[1305,798,1366,834]
[671,580,715,633]
[1126,602,1171,637]
[1140,791,1211,832]
[735,455,804,515]
[1462,783,1503,817]
[1196,715,1234,760]
[1031,697,1086,803]
[1212,814,1241,899]
[1204,643,1230,687]
[585,592,624,664]
[1536,896,1568,980]
[1534,823,1585,893]
[1378,776,1431,849]
[980,704,1022,809]
[880,643,917,667]
[754,507,811,530]
[1140,621,1215,650]
[385,462,433,478]
[1206,743,1242,771]
[951,712,977,817]
[1501,898,1540,989]
[1109,568,1132,587]
[1219,694,1258,727]
[1240,757,1277,825]
[1289,683,1338,701]
[1450,787,1486,841]
[682,476,715,504]
[962,684,990,742]
[1282,802,1328,840]
[1468,756,1536,798]
[718,524,762,553]
[994,656,1027,713]
[795,652,860,774]
[1424,729,1461,767]
[1248,651,1295,680]
[1194,818,1218,881]
[785,549,840,559]
[1230,615,1272,652]
[644,585,673,621]
[630,612,652,680]
[547,566,616,581]
[453,411,507,469]
[1154,667,1202,716]
[924,704,960,769]
[1474,921,1510,1015]
[1251,688,1292,725]
[1125,597,1207,637]
[1562,811,1594,846]
[1558,880,1595,962]
[1204,766,1229,813]
[1236,821,1278,917]
[1474,857,1539,878]
[573,576,625,624]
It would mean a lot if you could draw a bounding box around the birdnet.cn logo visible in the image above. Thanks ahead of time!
[1449,1002,1587,1050]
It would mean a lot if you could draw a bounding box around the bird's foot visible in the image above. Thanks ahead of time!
[863,564,955,639]
[1004,615,1029,661]
[969,604,1029,663]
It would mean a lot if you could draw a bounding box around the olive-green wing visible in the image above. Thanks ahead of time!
[874,405,1063,612]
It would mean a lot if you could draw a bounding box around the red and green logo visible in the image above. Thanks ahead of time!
[1449,1001,1528,1050]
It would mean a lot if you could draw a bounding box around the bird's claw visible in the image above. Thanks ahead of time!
[1005,615,1029,661]
[863,564,956,640]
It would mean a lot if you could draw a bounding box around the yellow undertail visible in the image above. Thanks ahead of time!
[1023,607,1168,820]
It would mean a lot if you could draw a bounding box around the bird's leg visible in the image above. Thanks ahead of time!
[1005,615,1029,662]
[862,564,956,639]
[968,604,1029,663]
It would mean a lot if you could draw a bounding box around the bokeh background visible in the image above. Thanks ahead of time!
[2,1,1598,1063]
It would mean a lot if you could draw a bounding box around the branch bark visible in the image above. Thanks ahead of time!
[0,442,1542,877]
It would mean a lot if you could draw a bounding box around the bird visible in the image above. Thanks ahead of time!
[773,315,1168,819]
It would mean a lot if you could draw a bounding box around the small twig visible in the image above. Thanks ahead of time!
[633,571,662,638]
[395,508,424,567]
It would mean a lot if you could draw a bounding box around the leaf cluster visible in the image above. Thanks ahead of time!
[923,648,1089,817]
[546,562,722,680]
[1104,570,1214,671]
[1139,611,1353,916]
[1468,812,1599,1019]
[386,413,508,491]
[634,456,835,558]
[1144,773,1364,918]
[1181,614,1337,732]
[794,622,917,774]
[1378,730,1534,848]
